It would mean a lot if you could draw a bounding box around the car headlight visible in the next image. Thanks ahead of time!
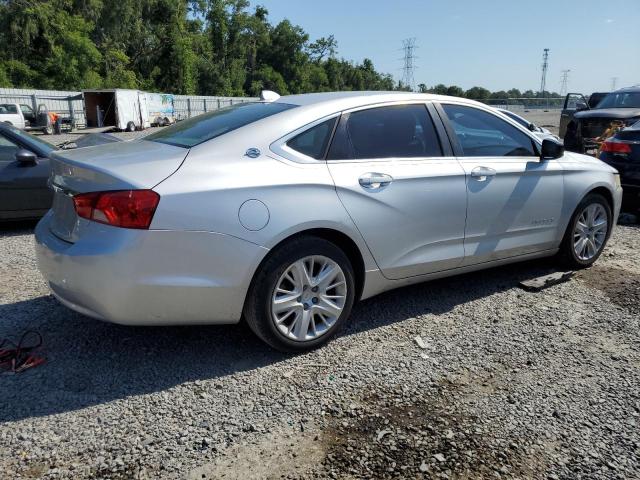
[614,173,621,189]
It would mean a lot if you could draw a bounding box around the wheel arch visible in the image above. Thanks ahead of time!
[586,186,614,212]
[249,227,367,303]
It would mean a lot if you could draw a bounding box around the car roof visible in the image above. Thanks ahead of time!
[611,86,640,93]
[274,91,485,111]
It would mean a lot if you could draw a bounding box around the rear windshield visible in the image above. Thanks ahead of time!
[146,102,296,148]
[595,92,640,109]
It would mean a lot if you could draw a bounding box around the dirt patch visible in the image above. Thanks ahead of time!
[577,264,640,314]
[186,429,325,480]
[319,383,543,479]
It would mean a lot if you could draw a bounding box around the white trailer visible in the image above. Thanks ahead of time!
[145,93,175,126]
[83,89,151,132]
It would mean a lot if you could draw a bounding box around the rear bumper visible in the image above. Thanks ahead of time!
[35,212,268,325]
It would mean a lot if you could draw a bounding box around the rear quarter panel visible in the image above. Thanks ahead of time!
[150,128,380,272]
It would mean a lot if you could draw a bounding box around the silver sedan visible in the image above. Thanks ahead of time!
[35,91,622,351]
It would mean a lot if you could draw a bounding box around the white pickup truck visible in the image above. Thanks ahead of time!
[0,103,37,130]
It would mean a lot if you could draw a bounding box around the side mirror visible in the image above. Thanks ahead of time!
[15,148,37,165]
[575,101,588,111]
[540,138,564,161]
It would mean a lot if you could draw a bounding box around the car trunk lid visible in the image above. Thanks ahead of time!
[48,139,189,242]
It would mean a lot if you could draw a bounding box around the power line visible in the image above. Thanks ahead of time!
[539,48,549,95]
[559,69,570,96]
[401,38,417,92]
[610,77,618,90]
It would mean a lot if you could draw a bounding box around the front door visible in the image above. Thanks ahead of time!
[560,93,588,138]
[326,103,468,280]
[438,103,564,265]
[0,133,51,217]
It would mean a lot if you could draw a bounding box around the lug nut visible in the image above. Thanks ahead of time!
[312,297,318,304]
[312,286,319,293]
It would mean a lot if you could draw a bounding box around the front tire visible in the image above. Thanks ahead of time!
[243,236,356,352]
[558,193,612,268]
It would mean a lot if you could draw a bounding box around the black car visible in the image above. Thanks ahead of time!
[598,120,640,213]
[561,87,640,154]
[0,123,56,220]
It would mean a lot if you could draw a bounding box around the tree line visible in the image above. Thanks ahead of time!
[0,0,563,99]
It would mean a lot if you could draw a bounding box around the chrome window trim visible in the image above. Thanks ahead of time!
[270,113,341,164]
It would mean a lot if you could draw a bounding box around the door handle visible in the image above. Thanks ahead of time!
[470,166,496,181]
[358,172,393,190]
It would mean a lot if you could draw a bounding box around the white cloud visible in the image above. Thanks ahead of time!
[605,18,614,23]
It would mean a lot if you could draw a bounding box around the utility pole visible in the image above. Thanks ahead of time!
[610,77,618,90]
[539,48,550,96]
[559,69,570,96]
[401,38,417,92]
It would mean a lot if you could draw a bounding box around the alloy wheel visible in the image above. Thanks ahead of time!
[573,203,608,261]
[271,255,347,342]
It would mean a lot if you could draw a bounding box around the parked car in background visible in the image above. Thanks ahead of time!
[0,124,124,221]
[561,87,640,154]
[0,103,30,129]
[495,108,560,141]
[599,120,640,213]
[0,123,56,220]
[35,91,621,351]
[0,102,70,134]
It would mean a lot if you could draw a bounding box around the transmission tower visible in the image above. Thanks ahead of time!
[611,77,618,90]
[559,69,570,96]
[401,38,417,92]
[539,48,549,95]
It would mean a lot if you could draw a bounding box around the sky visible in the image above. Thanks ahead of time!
[253,0,640,94]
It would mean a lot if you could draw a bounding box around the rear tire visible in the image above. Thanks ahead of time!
[243,236,356,352]
[126,121,135,132]
[558,193,612,269]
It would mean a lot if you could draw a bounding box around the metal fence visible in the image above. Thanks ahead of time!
[0,87,257,129]
[173,95,254,120]
[479,97,565,111]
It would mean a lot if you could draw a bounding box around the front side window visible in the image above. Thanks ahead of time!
[146,102,297,148]
[287,118,337,159]
[20,104,33,116]
[328,104,442,160]
[0,133,19,162]
[442,104,537,157]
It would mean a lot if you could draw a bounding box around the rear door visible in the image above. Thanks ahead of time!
[325,102,468,279]
[560,93,588,138]
[437,102,564,265]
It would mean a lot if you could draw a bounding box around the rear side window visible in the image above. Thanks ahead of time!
[146,102,297,148]
[327,104,442,160]
[0,104,18,114]
[442,104,537,157]
[287,118,337,159]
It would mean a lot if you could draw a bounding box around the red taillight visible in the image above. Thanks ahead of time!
[600,139,632,154]
[73,190,160,229]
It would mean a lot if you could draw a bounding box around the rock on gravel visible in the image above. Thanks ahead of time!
[0,222,639,479]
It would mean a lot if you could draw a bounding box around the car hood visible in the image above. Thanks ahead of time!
[50,139,189,193]
[574,108,640,120]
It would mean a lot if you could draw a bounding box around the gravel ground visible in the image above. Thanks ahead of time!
[0,218,638,479]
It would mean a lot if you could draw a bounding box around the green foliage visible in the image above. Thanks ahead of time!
[0,1,564,99]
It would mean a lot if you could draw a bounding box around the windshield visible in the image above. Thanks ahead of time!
[595,92,640,109]
[4,124,57,154]
[146,102,297,148]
